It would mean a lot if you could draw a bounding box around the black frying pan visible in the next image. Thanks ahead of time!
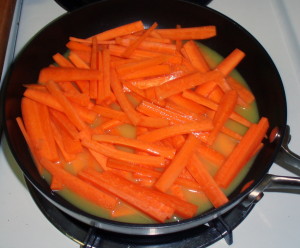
[1,0,300,237]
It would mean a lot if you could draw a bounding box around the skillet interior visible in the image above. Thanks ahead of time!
[1,0,287,235]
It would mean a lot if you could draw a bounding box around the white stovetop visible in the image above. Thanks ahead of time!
[1,0,300,247]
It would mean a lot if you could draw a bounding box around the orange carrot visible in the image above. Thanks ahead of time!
[110,69,141,125]
[66,41,91,52]
[89,36,98,99]
[122,22,158,58]
[88,149,108,170]
[23,88,64,111]
[78,169,175,222]
[137,120,213,143]
[68,51,90,69]
[93,20,145,41]
[92,134,176,159]
[155,134,200,192]
[39,158,117,209]
[182,89,251,127]
[156,25,217,40]
[183,40,210,73]
[21,97,59,162]
[214,117,269,188]
[116,55,168,75]
[38,67,102,83]
[155,70,223,99]
[226,76,255,106]
[207,90,238,145]
[45,80,86,131]
[52,53,74,68]
[215,48,245,77]
[81,138,166,167]
[195,81,217,97]
[117,38,177,55]
[175,24,182,52]
[187,154,229,208]
[119,64,171,81]
[197,142,225,167]
[92,105,129,123]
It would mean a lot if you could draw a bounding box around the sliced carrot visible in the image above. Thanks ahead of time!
[110,69,141,125]
[119,64,171,81]
[155,134,200,192]
[183,40,210,73]
[89,36,98,99]
[92,134,176,159]
[78,169,175,222]
[187,154,229,208]
[214,117,269,188]
[137,120,213,143]
[68,51,90,69]
[81,138,166,167]
[197,142,225,167]
[155,70,223,100]
[39,158,117,210]
[226,76,255,106]
[207,90,238,145]
[52,53,74,68]
[21,97,58,161]
[38,67,102,83]
[45,80,86,131]
[93,20,145,41]
[122,22,158,58]
[156,25,217,40]
[215,48,245,77]
[66,41,91,52]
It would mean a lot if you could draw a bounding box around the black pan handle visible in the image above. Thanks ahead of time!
[54,0,212,12]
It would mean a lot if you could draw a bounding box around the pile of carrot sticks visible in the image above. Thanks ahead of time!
[16,20,269,223]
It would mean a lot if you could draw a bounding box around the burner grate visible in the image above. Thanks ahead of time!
[26,179,255,248]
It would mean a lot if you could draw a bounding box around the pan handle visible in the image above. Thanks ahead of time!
[274,125,300,174]
[242,125,300,207]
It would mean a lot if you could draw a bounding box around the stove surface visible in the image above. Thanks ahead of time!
[1,0,300,248]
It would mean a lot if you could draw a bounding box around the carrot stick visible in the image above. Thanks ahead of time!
[116,55,168,75]
[175,24,182,52]
[110,69,141,125]
[92,105,129,123]
[226,76,255,106]
[81,138,166,167]
[23,88,64,111]
[69,36,116,45]
[38,67,102,83]
[214,117,269,188]
[45,80,86,131]
[156,25,217,40]
[182,40,210,73]
[197,142,225,167]
[92,20,145,41]
[78,169,175,222]
[137,120,213,143]
[182,89,252,127]
[207,90,238,145]
[89,36,98,99]
[117,38,177,55]
[138,115,170,128]
[68,51,90,69]
[208,85,224,103]
[155,70,223,100]
[92,134,176,159]
[215,48,246,77]
[155,134,200,192]
[50,119,77,162]
[98,49,114,104]
[52,53,74,68]
[39,158,117,209]
[119,64,171,81]
[16,116,43,173]
[88,149,108,170]
[122,22,158,58]
[21,97,59,162]
[130,70,185,89]
[66,41,91,52]
[49,109,79,140]
[167,94,209,114]
[187,154,229,208]
[195,81,217,97]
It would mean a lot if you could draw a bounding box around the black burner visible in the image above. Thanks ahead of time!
[26,179,256,248]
